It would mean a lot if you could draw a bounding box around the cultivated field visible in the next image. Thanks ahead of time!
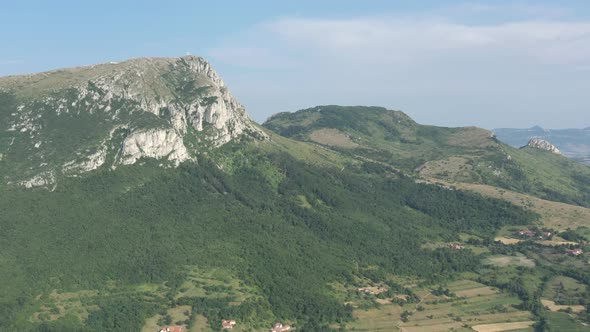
[545,312,590,331]
[494,236,579,247]
[543,276,587,302]
[471,321,535,332]
[541,299,585,313]
[344,279,534,331]
[493,237,522,245]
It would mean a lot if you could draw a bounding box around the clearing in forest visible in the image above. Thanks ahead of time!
[309,128,359,148]
[483,254,536,268]
[541,299,585,313]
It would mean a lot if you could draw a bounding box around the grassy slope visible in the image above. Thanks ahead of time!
[263,105,590,207]
[433,181,590,231]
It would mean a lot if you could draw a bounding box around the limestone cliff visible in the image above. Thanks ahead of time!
[0,56,266,188]
[525,138,561,154]
[120,128,190,166]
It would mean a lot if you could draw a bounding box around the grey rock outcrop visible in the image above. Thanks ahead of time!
[120,128,191,166]
[525,138,561,154]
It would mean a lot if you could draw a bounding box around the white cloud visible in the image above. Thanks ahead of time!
[207,6,590,128]
[217,17,590,67]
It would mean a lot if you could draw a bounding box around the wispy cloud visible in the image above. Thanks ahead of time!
[212,16,590,67]
[207,3,590,128]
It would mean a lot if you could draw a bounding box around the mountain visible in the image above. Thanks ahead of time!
[494,126,590,165]
[0,56,266,189]
[1,59,590,331]
[264,105,590,207]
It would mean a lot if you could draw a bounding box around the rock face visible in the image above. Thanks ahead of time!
[526,138,561,154]
[62,147,108,173]
[0,55,266,188]
[17,171,56,190]
[120,128,190,166]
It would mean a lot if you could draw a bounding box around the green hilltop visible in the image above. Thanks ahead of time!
[264,105,590,207]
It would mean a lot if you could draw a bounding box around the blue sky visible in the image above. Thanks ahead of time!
[2,0,590,128]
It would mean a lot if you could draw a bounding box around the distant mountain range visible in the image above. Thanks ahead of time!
[494,126,590,165]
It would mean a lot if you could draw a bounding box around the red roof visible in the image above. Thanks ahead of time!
[222,319,236,328]
[567,249,583,255]
[271,322,291,332]
[519,230,535,235]
[160,326,184,332]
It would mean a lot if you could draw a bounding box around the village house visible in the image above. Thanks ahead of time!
[270,322,291,332]
[449,243,464,250]
[567,248,583,256]
[357,286,388,295]
[518,230,535,237]
[357,287,374,294]
[538,231,553,239]
[159,326,184,332]
[222,319,237,329]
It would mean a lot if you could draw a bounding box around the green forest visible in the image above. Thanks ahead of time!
[0,146,537,331]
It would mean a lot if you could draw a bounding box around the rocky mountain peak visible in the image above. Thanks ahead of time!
[525,138,561,154]
[0,56,267,189]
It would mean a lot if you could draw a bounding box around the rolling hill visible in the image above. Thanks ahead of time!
[264,105,590,207]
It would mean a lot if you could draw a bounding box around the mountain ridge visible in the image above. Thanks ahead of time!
[524,138,561,154]
[264,105,590,207]
[0,56,266,189]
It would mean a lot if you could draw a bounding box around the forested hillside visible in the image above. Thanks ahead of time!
[0,141,536,331]
[1,59,589,332]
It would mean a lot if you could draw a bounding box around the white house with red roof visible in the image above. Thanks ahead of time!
[222,319,237,329]
[159,326,184,332]
[567,248,583,256]
[449,243,464,250]
[518,230,535,237]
